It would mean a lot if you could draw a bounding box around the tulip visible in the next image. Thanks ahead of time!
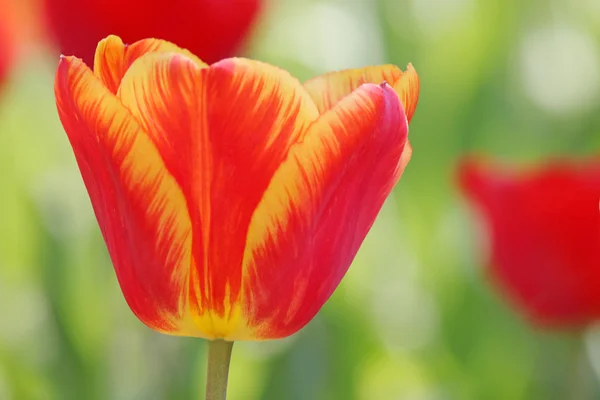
[0,2,16,91]
[458,157,600,328]
[43,0,261,66]
[54,35,419,397]
[0,26,10,89]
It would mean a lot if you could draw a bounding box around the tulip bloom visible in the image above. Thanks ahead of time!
[459,158,600,328]
[0,2,16,90]
[54,35,419,341]
[43,0,261,66]
[0,26,10,88]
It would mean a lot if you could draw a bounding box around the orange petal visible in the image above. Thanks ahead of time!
[116,53,321,339]
[393,64,419,125]
[242,82,410,339]
[303,64,420,123]
[93,35,208,94]
[55,56,204,338]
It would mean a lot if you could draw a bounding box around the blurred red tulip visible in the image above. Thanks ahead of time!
[0,0,18,90]
[0,22,11,89]
[459,158,600,328]
[54,35,419,340]
[42,0,262,66]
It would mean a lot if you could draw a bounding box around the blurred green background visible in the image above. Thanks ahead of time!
[2,0,600,398]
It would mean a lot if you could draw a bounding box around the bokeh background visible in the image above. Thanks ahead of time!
[2,0,600,398]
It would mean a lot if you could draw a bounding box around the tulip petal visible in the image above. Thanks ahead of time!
[242,83,409,339]
[116,53,321,338]
[459,158,600,327]
[55,56,206,337]
[303,64,420,123]
[44,0,261,67]
[94,35,208,94]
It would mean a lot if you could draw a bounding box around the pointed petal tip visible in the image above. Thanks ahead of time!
[356,81,404,108]
[58,54,85,65]
[58,54,74,64]
[354,81,409,148]
[56,55,93,84]
[57,55,75,73]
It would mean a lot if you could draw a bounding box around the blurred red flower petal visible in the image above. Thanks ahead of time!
[459,157,600,329]
[43,0,262,65]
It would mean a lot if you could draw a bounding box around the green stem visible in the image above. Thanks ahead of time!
[205,340,234,400]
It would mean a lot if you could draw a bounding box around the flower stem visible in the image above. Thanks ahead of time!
[205,340,234,400]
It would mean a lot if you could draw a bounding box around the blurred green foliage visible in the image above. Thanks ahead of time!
[2,0,600,398]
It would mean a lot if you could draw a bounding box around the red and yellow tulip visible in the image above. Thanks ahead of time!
[54,35,419,341]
